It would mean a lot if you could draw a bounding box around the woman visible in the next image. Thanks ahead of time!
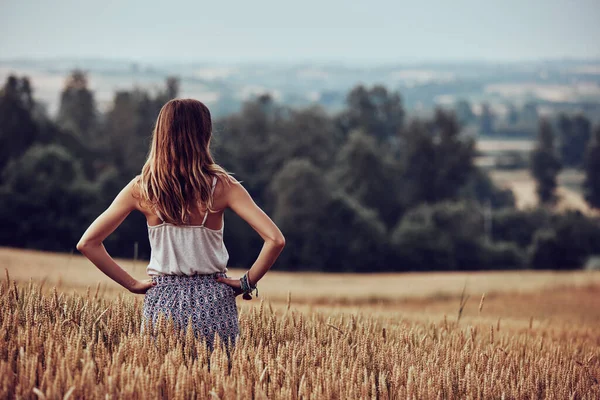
[76,98,285,352]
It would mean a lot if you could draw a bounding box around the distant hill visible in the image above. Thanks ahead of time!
[1,58,599,119]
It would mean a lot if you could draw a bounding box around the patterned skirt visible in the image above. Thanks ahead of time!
[141,272,239,351]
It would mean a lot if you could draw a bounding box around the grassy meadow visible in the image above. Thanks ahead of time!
[1,247,600,399]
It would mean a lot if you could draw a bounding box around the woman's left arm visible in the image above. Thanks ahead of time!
[76,176,154,294]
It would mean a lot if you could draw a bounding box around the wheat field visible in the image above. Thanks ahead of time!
[1,248,600,399]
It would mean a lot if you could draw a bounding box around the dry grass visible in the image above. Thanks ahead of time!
[2,248,600,398]
[3,247,600,304]
[1,272,600,399]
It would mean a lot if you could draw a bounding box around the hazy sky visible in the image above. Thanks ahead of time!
[1,0,599,64]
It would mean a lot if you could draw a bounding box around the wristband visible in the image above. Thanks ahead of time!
[239,271,258,299]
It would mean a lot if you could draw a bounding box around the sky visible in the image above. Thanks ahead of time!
[1,0,599,65]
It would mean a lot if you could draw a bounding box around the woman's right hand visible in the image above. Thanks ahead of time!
[128,278,156,294]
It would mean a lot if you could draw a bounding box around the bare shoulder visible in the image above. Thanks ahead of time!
[126,175,145,211]
[128,175,142,195]
[219,174,256,207]
[214,173,241,193]
[213,173,242,209]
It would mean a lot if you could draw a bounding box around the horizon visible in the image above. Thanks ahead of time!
[2,55,600,68]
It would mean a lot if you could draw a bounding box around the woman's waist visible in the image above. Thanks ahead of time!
[150,271,228,286]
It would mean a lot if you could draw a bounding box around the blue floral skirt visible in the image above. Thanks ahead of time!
[141,272,239,351]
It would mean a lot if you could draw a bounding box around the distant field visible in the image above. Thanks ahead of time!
[3,246,600,332]
[3,247,600,305]
[3,245,600,334]
[476,138,535,153]
[489,168,596,215]
[475,137,595,215]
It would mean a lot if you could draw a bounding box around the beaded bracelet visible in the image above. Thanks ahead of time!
[239,271,258,299]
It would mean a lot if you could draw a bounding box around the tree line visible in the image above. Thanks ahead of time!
[1,71,599,272]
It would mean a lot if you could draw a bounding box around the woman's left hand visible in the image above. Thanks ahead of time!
[215,276,247,299]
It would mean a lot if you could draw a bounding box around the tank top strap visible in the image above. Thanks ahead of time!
[200,176,218,227]
[211,175,217,193]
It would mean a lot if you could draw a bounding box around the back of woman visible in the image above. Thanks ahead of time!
[76,98,286,355]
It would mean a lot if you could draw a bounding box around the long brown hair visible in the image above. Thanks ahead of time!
[133,98,235,225]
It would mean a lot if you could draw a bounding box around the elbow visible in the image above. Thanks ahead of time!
[273,234,286,249]
[76,241,88,253]
[76,240,95,253]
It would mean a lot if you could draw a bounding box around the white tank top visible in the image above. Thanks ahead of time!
[145,176,229,276]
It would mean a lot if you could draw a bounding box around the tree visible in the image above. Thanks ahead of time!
[0,75,39,175]
[164,76,180,101]
[269,158,388,272]
[0,144,96,250]
[558,114,591,168]
[458,168,516,209]
[215,94,281,200]
[103,90,144,175]
[100,77,182,178]
[520,102,538,126]
[328,130,404,230]
[491,208,551,248]
[401,109,476,206]
[319,193,389,272]
[506,103,519,125]
[57,70,97,141]
[528,211,600,269]
[269,105,342,172]
[391,201,525,271]
[479,103,494,135]
[454,100,475,125]
[530,118,561,205]
[583,125,600,208]
[339,85,404,144]
[269,158,330,270]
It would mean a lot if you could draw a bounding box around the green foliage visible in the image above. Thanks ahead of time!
[530,119,561,205]
[57,70,97,141]
[338,85,404,144]
[491,208,551,247]
[528,211,600,270]
[583,126,600,209]
[458,168,515,209]
[101,78,180,177]
[557,114,591,168]
[520,103,539,126]
[0,144,97,250]
[391,213,455,270]
[454,100,475,125]
[479,241,527,270]
[269,158,388,272]
[479,103,494,134]
[401,109,476,206]
[506,103,519,125]
[214,95,281,199]
[391,201,526,271]
[272,106,343,170]
[327,130,404,230]
[2,72,596,272]
[0,76,39,175]
[319,194,388,272]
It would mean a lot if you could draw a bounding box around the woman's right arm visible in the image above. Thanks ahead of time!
[222,176,285,286]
